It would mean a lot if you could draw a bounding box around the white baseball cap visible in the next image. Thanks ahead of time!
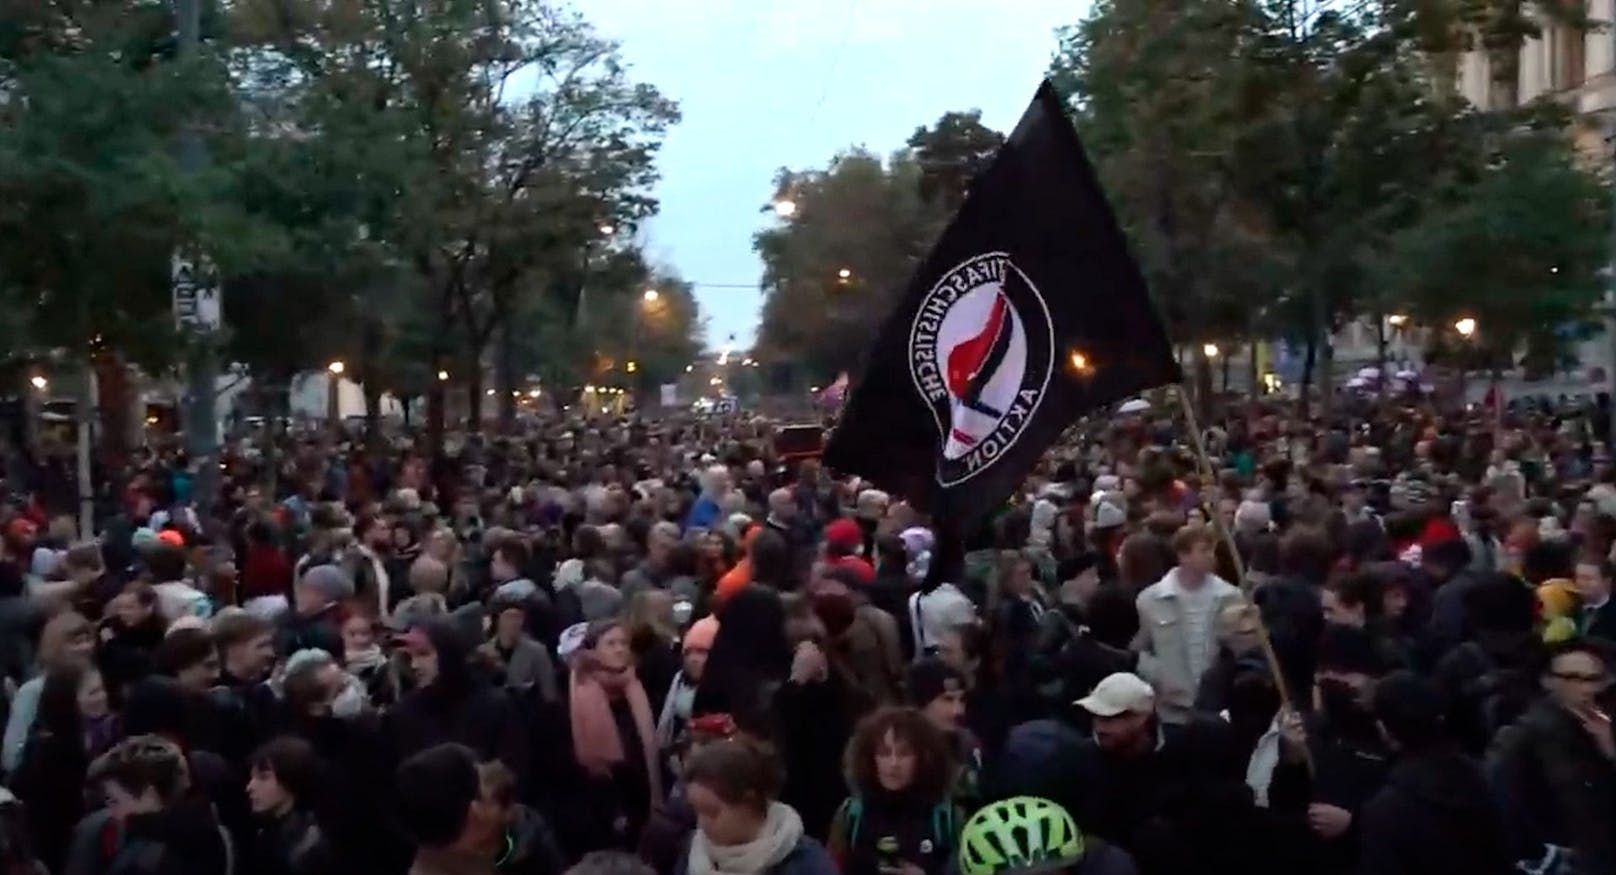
[1075,672,1156,717]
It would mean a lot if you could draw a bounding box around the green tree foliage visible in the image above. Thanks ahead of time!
[1050,0,1607,404]
[755,150,947,382]
[0,0,271,370]
[907,110,1005,211]
[1380,122,1609,375]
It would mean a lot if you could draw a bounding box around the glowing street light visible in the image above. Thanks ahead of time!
[709,377,722,386]
[1068,350,1091,374]
[1202,343,1220,359]
[1387,314,1409,328]
[642,289,660,303]
[626,360,639,373]
[837,268,852,283]
[685,365,693,373]
[1454,317,1477,339]
[327,360,345,376]
[773,198,797,218]
[598,223,615,236]
[437,370,450,382]
[29,375,46,391]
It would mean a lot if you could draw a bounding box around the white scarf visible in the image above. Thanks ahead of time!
[688,802,803,875]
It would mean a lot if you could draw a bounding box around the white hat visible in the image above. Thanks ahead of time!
[1075,672,1155,717]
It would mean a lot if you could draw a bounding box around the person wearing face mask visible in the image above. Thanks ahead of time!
[1488,638,1616,875]
[1028,554,1135,721]
[826,708,961,875]
[1267,626,1393,875]
[276,649,403,875]
[553,619,661,856]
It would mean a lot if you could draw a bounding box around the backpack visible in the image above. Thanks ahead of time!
[840,797,956,853]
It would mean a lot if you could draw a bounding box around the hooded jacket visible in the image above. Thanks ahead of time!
[389,617,529,785]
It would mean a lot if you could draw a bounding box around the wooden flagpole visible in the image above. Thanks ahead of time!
[1175,385,1312,771]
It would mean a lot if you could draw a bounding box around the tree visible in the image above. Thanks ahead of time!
[228,0,679,445]
[906,110,1005,211]
[1049,0,1281,406]
[755,150,951,382]
[1380,120,1608,375]
[1050,0,1607,410]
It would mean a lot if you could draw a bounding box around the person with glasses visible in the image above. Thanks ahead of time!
[1488,638,1616,875]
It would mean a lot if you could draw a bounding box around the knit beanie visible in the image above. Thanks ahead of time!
[683,616,720,653]
[906,657,965,708]
[299,564,354,603]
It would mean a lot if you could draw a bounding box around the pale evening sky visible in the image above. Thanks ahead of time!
[585,0,1088,350]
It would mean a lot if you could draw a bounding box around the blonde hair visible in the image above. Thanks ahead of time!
[624,589,676,642]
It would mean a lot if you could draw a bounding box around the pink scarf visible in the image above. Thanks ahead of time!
[569,656,662,806]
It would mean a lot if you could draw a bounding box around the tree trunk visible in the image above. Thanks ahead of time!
[1194,348,1214,421]
[1375,311,1389,403]
[496,320,517,434]
[1300,333,1317,420]
[360,322,383,454]
[467,361,484,434]
[1313,286,1333,419]
[95,353,131,472]
[362,381,383,453]
[427,351,445,457]
[1248,340,1260,400]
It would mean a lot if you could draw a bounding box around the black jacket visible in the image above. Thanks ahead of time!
[247,809,338,875]
[1488,697,1616,875]
[63,798,231,875]
[1267,717,1393,875]
[1358,748,1512,875]
[276,606,344,661]
[1063,717,1256,875]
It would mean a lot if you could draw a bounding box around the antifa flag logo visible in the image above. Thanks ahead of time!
[910,252,1053,485]
[824,81,1181,528]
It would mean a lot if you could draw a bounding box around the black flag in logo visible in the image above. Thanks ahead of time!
[824,80,1180,527]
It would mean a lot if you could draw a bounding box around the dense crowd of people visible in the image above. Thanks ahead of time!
[0,398,1612,875]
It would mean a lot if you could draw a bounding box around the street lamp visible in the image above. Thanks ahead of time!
[437,370,449,382]
[29,375,46,392]
[773,198,797,218]
[1202,343,1220,359]
[327,361,345,376]
[527,388,541,398]
[1387,314,1409,328]
[642,289,659,303]
[598,223,615,236]
[837,268,852,283]
[1454,317,1477,339]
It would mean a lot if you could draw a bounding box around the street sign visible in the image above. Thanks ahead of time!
[172,252,221,331]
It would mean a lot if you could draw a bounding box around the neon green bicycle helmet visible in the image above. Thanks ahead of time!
[958,796,1085,875]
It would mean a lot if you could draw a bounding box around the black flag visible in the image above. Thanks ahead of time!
[824,80,1180,526]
